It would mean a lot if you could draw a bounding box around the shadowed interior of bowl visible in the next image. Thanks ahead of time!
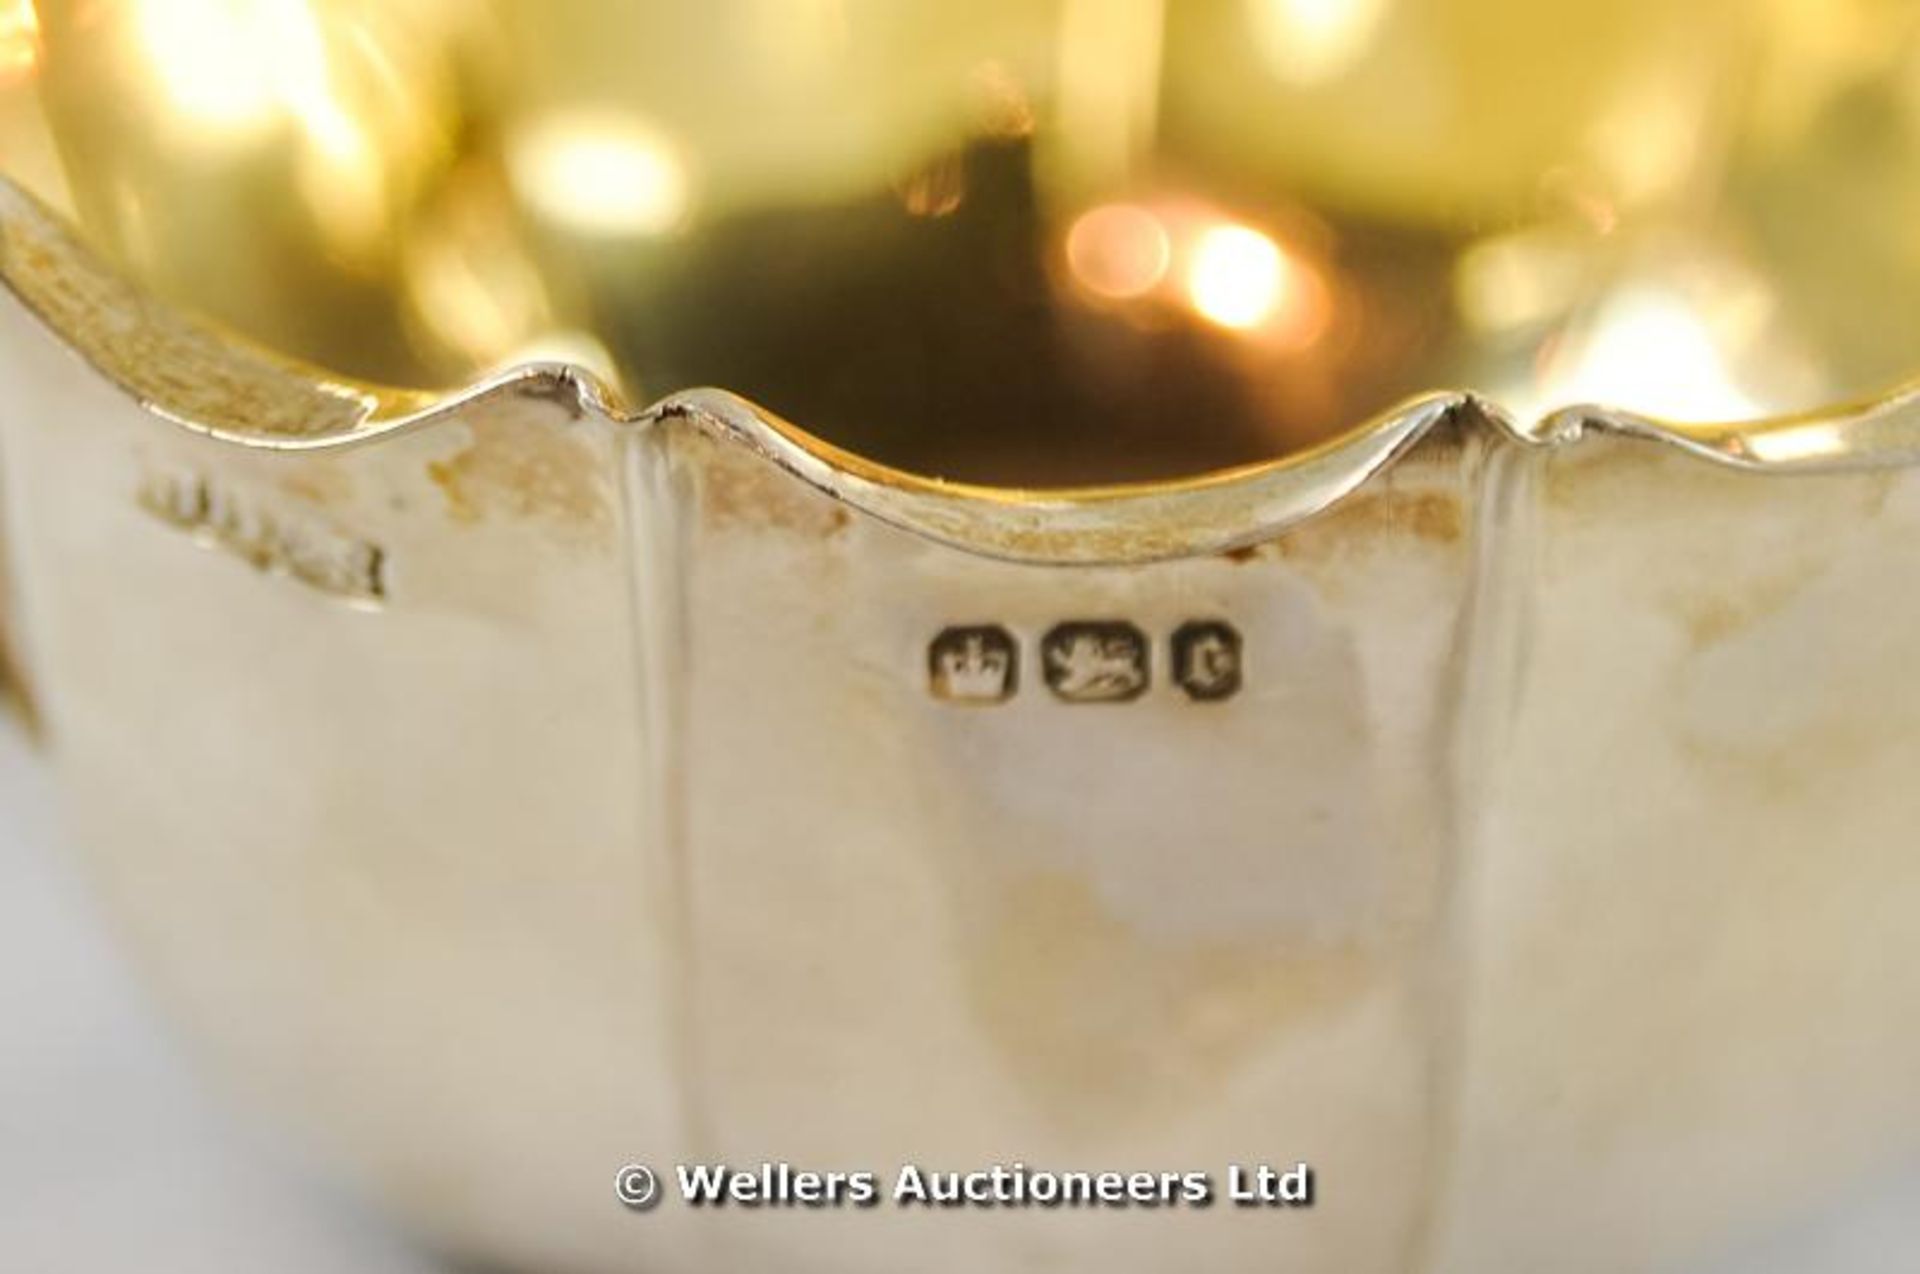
[3,0,1919,484]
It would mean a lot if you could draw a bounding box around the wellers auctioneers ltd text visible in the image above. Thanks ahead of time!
[625,1162,1314,1211]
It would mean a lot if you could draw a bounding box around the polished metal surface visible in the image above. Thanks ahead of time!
[8,160,1920,1274]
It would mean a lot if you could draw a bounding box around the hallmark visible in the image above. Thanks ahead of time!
[1172,620,1243,702]
[138,470,386,603]
[929,625,1018,703]
[928,620,1244,704]
[1042,622,1150,703]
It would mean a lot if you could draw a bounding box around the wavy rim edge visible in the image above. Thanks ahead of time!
[6,174,1920,565]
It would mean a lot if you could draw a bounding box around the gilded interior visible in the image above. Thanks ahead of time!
[5,0,1920,485]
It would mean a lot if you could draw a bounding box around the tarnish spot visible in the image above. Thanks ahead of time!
[1273,489,1465,566]
[426,416,614,540]
[968,871,1372,1141]
[1212,490,1465,570]
[1670,561,1822,649]
[1671,545,1915,795]
[274,465,357,510]
[696,435,856,539]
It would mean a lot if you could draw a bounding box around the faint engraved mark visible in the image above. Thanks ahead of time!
[1043,622,1148,703]
[1172,620,1243,702]
[138,470,386,604]
[930,625,1018,703]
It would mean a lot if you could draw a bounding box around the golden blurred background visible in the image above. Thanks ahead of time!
[2,0,1919,480]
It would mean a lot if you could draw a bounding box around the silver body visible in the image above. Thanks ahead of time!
[4,181,1920,1273]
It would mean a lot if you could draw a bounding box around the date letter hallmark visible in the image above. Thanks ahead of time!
[1172,620,1243,702]
[138,470,387,605]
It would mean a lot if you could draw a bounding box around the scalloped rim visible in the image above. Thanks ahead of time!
[6,175,1920,565]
